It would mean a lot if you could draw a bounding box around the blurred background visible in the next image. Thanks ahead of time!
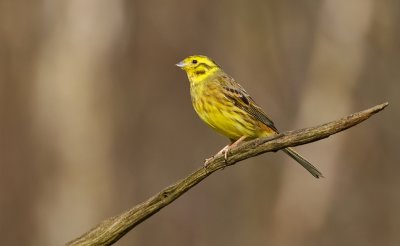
[0,0,398,245]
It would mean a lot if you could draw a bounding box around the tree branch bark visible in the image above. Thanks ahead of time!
[66,102,388,246]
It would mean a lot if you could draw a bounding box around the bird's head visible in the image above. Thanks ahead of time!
[176,55,220,84]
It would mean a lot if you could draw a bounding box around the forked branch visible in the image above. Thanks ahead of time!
[66,102,388,246]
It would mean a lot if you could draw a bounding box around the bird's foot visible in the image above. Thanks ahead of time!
[217,145,231,163]
[204,136,247,166]
[203,156,214,166]
[203,145,230,167]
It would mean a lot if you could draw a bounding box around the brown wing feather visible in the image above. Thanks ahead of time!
[216,73,279,132]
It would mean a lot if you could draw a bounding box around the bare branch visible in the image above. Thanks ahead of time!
[66,102,388,246]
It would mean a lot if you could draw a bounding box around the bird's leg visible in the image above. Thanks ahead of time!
[220,136,247,161]
[204,136,247,166]
[204,146,229,166]
[217,145,231,159]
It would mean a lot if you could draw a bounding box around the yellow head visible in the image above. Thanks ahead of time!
[176,55,220,85]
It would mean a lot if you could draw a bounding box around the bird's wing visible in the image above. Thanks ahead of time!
[217,75,279,132]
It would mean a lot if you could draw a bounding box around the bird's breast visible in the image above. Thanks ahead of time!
[190,83,261,140]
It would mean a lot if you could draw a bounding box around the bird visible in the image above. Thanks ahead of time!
[176,55,323,178]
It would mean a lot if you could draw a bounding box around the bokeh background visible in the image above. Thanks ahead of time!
[1,0,399,245]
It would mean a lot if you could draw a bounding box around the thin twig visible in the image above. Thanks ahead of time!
[66,102,388,246]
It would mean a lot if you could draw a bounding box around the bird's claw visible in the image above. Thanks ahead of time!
[203,156,214,166]
[223,149,229,162]
[217,145,230,163]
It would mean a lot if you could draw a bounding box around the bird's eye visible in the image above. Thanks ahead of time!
[192,59,198,64]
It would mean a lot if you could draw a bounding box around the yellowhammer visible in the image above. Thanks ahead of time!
[176,55,322,178]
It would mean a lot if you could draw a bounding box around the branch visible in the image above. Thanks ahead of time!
[66,102,388,246]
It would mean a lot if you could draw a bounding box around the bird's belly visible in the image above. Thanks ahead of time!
[194,101,257,140]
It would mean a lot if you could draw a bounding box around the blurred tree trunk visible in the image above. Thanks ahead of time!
[271,0,373,245]
[31,1,125,244]
[0,1,41,245]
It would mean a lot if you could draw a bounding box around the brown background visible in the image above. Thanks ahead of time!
[1,0,399,245]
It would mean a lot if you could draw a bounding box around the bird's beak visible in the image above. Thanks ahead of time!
[175,60,186,69]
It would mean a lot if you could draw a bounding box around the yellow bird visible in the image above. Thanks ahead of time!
[176,55,322,178]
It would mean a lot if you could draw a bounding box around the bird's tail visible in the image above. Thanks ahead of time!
[282,147,323,178]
